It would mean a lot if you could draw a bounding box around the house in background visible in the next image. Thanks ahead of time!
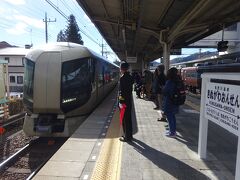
[0,46,30,93]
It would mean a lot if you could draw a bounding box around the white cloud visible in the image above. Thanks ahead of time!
[4,0,26,5]
[0,7,6,14]
[14,15,44,29]
[5,15,14,21]
[7,22,28,35]
[4,14,44,36]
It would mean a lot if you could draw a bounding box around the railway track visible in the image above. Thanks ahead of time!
[185,92,201,111]
[0,137,67,180]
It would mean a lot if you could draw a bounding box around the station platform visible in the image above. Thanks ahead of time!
[33,87,236,180]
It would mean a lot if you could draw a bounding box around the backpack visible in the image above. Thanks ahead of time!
[170,80,186,105]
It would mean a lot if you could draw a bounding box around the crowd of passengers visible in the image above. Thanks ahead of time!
[131,65,181,138]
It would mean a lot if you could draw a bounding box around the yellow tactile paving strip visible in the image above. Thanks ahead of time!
[91,109,122,180]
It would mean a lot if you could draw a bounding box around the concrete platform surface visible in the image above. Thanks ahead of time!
[33,89,236,180]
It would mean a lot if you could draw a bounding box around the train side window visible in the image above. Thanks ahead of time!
[10,76,15,83]
[90,58,95,83]
[104,64,110,83]
[112,67,119,81]
[23,58,35,111]
[17,76,23,84]
[98,62,104,87]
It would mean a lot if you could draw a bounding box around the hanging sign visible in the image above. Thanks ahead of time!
[126,57,137,63]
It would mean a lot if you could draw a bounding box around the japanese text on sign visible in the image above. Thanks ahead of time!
[204,82,240,136]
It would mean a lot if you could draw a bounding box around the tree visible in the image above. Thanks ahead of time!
[56,14,84,45]
[57,30,66,42]
[65,14,83,45]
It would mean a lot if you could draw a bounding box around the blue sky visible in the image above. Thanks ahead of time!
[0,0,216,62]
[0,0,119,62]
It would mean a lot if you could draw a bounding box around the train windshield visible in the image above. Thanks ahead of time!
[23,58,35,110]
[61,58,91,112]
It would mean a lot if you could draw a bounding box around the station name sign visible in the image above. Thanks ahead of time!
[170,48,181,55]
[126,56,137,63]
[204,82,240,136]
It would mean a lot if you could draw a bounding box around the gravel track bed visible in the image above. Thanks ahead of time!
[0,133,67,180]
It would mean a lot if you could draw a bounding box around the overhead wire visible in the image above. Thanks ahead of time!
[45,0,100,46]
[1,0,118,60]
[70,0,117,58]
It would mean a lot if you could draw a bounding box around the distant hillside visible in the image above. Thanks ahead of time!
[171,51,218,64]
[0,41,17,49]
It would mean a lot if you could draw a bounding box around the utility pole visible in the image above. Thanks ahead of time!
[101,38,104,56]
[100,38,107,57]
[43,12,56,43]
[199,48,202,59]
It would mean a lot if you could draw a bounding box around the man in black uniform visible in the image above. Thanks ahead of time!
[119,61,134,142]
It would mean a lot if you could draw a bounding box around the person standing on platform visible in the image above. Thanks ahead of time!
[135,72,142,98]
[153,65,166,111]
[143,70,152,100]
[119,61,134,142]
[152,68,160,108]
[156,65,167,121]
[162,67,180,138]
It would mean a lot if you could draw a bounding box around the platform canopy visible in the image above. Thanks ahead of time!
[76,0,240,62]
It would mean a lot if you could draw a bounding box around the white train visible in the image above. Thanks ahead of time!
[23,43,119,137]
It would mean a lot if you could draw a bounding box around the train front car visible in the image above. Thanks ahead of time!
[23,43,119,137]
[181,67,201,93]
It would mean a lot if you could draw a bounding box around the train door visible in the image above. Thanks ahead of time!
[99,61,105,101]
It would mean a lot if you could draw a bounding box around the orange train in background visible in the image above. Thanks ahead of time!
[180,62,240,93]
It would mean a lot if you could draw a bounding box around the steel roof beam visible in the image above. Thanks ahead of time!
[131,0,145,56]
[92,17,160,38]
[157,0,175,27]
[168,0,211,42]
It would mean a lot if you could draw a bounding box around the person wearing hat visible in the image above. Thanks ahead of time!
[119,61,134,142]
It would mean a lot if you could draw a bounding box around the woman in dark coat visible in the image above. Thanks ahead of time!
[162,67,180,137]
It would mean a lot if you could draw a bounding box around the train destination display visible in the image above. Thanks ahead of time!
[204,82,240,136]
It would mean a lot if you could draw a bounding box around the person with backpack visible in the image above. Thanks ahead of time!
[162,67,186,138]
